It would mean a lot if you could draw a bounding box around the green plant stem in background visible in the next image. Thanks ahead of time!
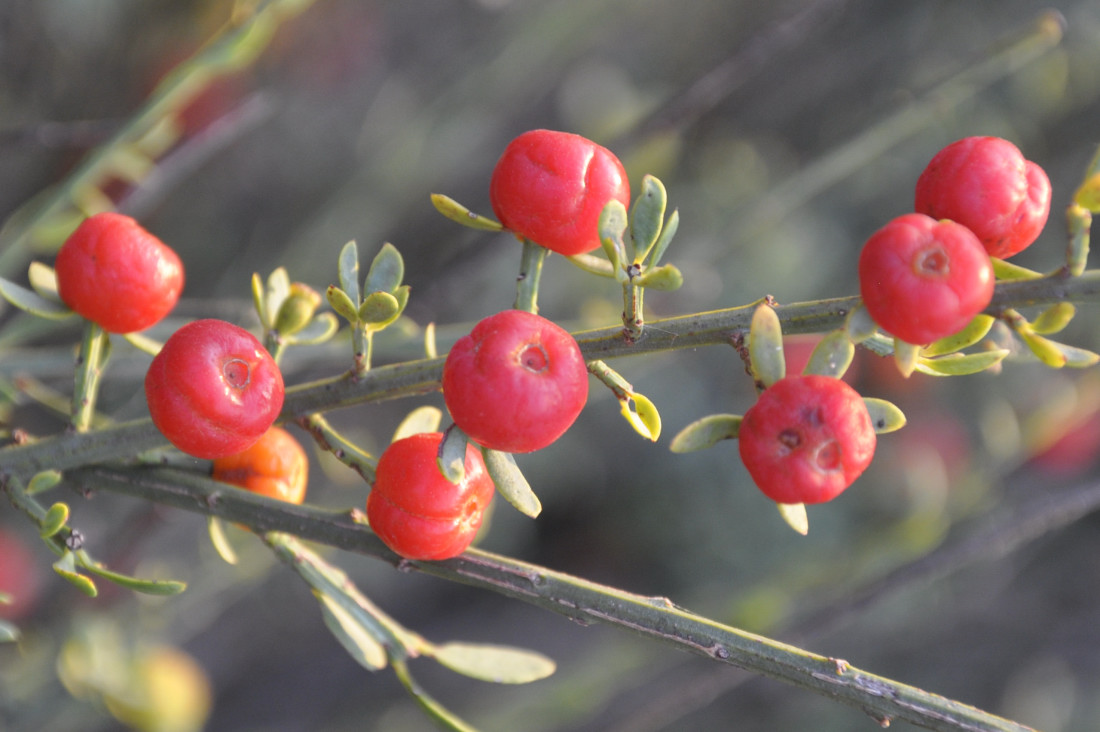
[69,321,110,432]
[63,463,1038,732]
[4,268,1100,480]
[514,239,548,313]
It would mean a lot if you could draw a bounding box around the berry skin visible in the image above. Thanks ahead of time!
[145,319,284,460]
[739,375,876,505]
[489,129,630,256]
[55,212,184,334]
[859,213,994,345]
[366,432,495,560]
[0,530,42,622]
[442,309,589,453]
[212,426,308,504]
[915,136,1051,259]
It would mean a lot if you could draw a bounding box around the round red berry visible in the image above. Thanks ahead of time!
[442,310,588,453]
[489,129,630,256]
[0,530,43,622]
[145,319,284,459]
[859,213,994,345]
[366,432,495,560]
[56,212,184,333]
[915,136,1051,259]
[212,426,308,504]
[739,375,876,505]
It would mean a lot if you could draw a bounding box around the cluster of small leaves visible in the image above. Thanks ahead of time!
[326,241,410,373]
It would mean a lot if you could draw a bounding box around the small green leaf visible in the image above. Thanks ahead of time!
[208,516,239,566]
[749,304,785,388]
[316,590,389,671]
[365,242,405,295]
[922,314,996,357]
[598,200,629,279]
[669,414,742,453]
[862,397,907,434]
[1036,339,1100,369]
[326,285,359,324]
[647,208,679,267]
[285,312,340,346]
[777,503,809,535]
[430,193,504,232]
[991,257,1042,281]
[82,563,186,596]
[915,349,1010,377]
[482,448,541,518]
[565,252,617,278]
[1031,302,1076,335]
[121,331,163,356]
[1065,203,1091,276]
[431,642,556,684]
[633,263,683,291]
[845,304,877,344]
[893,339,921,378]
[803,331,855,378]
[437,426,468,484]
[619,393,662,442]
[358,291,400,326]
[1019,329,1070,368]
[393,406,443,443]
[53,552,97,598]
[0,619,18,643]
[251,271,268,327]
[26,469,63,496]
[264,267,291,330]
[630,175,667,263]
[338,240,361,306]
[40,502,70,538]
[0,275,78,320]
[27,261,62,301]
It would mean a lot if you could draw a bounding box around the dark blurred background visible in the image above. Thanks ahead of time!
[3,1,1100,730]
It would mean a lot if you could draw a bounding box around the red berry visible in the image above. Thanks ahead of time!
[739,375,876,505]
[212,426,308,504]
[915,136,1051,259]
[489,129,630,256]
[442,310,588,453]
[56,212,184,334]
[858,213,994,345]
[145,319,284,459]
[366,432,495,560]
[0,530,43,622]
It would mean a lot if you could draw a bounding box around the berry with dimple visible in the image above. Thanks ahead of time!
[442,309,588,453]
[489,129,630,256]
[366,432,495,560]
[739,375,876,505]
[145,319,284,459]
[915,136,1051,259]
[859,213,994,345]
[212,426,308,504]
[55,212,184,333]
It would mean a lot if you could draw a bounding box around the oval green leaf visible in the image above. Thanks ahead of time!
[53,553,98,598]
[40,502,70,538]
[27,261,62,301]
[326,285,359,324]
[26,469,63,496]
[634,263,683,291]
[482,448,541,518]
[1066,203,1091,276]
[1031,302,1076,335]
[669,414,742,453]
[316,590,389,671]
[285,312,340,346]
[777,502,809,536]
[1019,329,1068,368]
[598,200,629,277]
[359,291,400,327]
[619,393,662,442]
[251,271,268,327]
[749,304,785,388]
[432,641,556,684]
[393,406,443,443]
[365,242,405,295]
[0,275,77,320]
[845,304,877,344]
[647,207,679,267]
[264,267,291,330]
[804,330,855,378]
[430,193,504,232]
[915,349,1010,377]
[991,257,1042,281]
[922,314,995,357]
[208,516,239,566]
[437,425,468,484]
[863,397,907,434]
[630,174,667,263]
[565,252,617,278]
[83,563,186,596]
[338,240,361,305]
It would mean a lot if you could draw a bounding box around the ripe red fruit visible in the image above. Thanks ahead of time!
[0,530,43,621]
[489,129,630,256]
[212,426,308,504]
[366,432,495,560]
[145,319,284,459]
[55,212,184,334]
[915,136,1052,259]
[442,310,589,453]
[859,213,994,345]
[739,375,876,505]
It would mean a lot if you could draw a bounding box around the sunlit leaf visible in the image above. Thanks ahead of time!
[1065,203,1091,276]
[598,200,629,279]
[804,330,854,378]
[430,193,504,232]
[777,503,809,535]
[915,349,1010,377]
[619,393,662,442]
[315,590,389,671]
[630,175,667,263]
[326,285,359,324]
[285,312,340,346]
[893,339,921,378]
[337,240,361,306]
[845,304,877,344]
[365,242,405,295]
[27,261,62,301]
[53,552,97,598]
[393,406,443,443]
[26,469,63,496]
[82,563,186,596]
[121,331,162,356]
[669,414,742,453]
[482,448,540,518]
[991,257,1042,280]
[1019,329,1069,368]
[862,398,907,434]
[264,267,290,330]
[1030,302,1076,335]
[40,502,70,538]
[749,304,785,388]
[922,314,995,357]
[437,426,468,484]
[647,208,679,267]
[358,291,400,326]
[208,516,238,566]
[431,642,556,684]
[634,263,683,291]
[0,275,78,320]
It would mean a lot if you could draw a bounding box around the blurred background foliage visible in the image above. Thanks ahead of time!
[3,0,1100,730]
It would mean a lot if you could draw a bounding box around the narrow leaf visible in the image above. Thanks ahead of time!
[633,263,683,291]
[392,406,443,443]
[82,563,186,596]
[804,330,855,378]
[647,208,679,267]
[431,642,556,684]
[316,590,389,671]
[437,425,468,484]
[27,261,62,301]
[630,175,667,264]
[53,553,98,597]
[326,285,359,324]
[619,393,662,442]
[365,242,405,295]
[862,398,907,434]
[991,257,1042,280]
[482,448,541,518]
[598,200,629,278]
[285,312,340,346]
[749,304,785,388]
[777,503,809,535]
[208,516,239,565]
[430,193,504,232]
[1049,340,1100,369]
[1019,329,1068,368]
[251,271,268,327]
[338,241,361,306]
[669,414,742,453]
[264,267,290,330]
[121,331,163,356]
[40,502,70,538]
[922,314,996,357]
[0,275,78,320]
[565,252,617,278]
[915,349,1010,377]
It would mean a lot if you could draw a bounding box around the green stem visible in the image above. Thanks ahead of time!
[295,413,377,483]
[65,463,1042,732]
[353,326,373,375]
[514,240,548,313]
[622,278,644,341]
[586,359,634,401]
[70,321,110,433]
[5,268,1100,480]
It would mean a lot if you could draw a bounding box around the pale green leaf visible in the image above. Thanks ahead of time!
[893,339,921,378]
[845,304,877,344]
[284,312,340,346]
[40,502,70,538]
[358,291,400,326]
[633,263,683,291]
[121,331,163,356]
[915,349,1010,377]
[430,193,504,232]
[437,426,468,484]
[922,314,995,357]
[338,241,361,305]
[669,414,742,453]
[482,448,541,518]
[804,330,855,378]
[432,642,556,684]
[777,503,809,535]
[326,285,359,324]
[991,257,1042,280]
[26,469,63,496]
[647,208,679,267]
[365,242,404,295]
[1031,302,1076,335]
[208,516,239,566]
[598,200,629,279]
[53,552,98,597]
[316,590,389,671]
[27,261,62,301]
[749,304,785,388]
[862,397,907,434]
[82,563,186,596]
[630,174,667,263]
[0,275,77,320]
[392,407,443,443]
